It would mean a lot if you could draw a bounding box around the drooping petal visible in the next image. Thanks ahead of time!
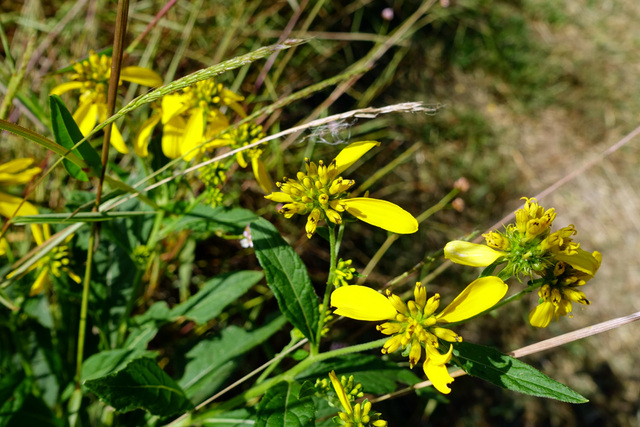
[328,371,352,414]
[0,192,39,218]
[181,108,205,161]
[31,224,45,246]
[331,285,396,321]
[333,141,380,175]
[0,159,41,186]
[251,157,273,193]
[424,345,454,394]
[437,276,508,324]
[30,267,50,296]
[97,104,128,154]
[50,81,84,95]
[134,113,161,157]
[343,197,418,234]
[120,66,163,87]
[73,101,98,137]
[162,116,186,159]
[555,249,601,277]
[264,192,294,203]
[444,240,505,267]
[528,301,556,328]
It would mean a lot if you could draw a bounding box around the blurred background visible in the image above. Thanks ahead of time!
[2,0,639,425]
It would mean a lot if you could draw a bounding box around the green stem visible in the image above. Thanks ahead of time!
[75,225,97,386]
[312,225,339,355]
[256,336,301,384]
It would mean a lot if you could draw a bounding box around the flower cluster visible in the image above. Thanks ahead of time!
[265,141,418,238]
[331,278,507,394]
[326,370,387,427]
[51,51,162,154]
[136,78,245,160]
[333,258,357,288]
[444,197,601,327]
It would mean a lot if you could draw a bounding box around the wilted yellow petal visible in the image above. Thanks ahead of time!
[343,197,418,234]
[444,240,504,267]
[0,192,38,218]
[50,81,84,96]
[120,66,163,87]
[528,301,555,328]
[98,104,128,154]
[134,113,161,157]
[333,141,380,175]
[424,345,454,394]
[556,248,601,277]
[29,267,49,296]
[331,285,396,321]
[437,277,507,324]
[251,157,273,193]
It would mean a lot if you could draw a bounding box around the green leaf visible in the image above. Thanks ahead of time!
[180,316,287,403]
[453,341,588,403]
[49,94,102,181]
[0,371,29,425]
[255,381,315,427]
[196,408,256,426]
[171,270,263,324]
[164,204,258,236]
[250,218,319,344]
[81,348,158,382]
[84,357,194,417]
[10,211,154,224]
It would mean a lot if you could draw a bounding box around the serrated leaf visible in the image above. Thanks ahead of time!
[49,95,102,181]
[255,381,315,427]
[81,348,158,382]
[250,218,319,344]
[171,270,263,324]
[180,316,287,403]
[453,341,588,403]
[84,357,193,417]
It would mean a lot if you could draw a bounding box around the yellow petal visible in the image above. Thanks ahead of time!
[265,192,294,203]
[330,285,396,321]
[424,345,454,394]
[444,240,504,267]
[0,192,39,218]
[31,224,45,246]
[162,116,186,159]
[134,113,161,157]
[0,158,34,174]
[0,159,41,186]
[161,94,189,123]
[437,276,507,324]
[343,198,418,234]
[73,101,98,137]
[251,157,273,193]
[120,66,163,87]
[50,81,84,95]
[30,267,50,296]
[98,104,128,154]
[329,371,352,414]
[555,249,601,277]
[236,151,248,168]
[528,301,555,328]
[333,141,380,175]
[181,108,205,161]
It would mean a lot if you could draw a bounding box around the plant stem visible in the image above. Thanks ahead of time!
[312,224,339,355]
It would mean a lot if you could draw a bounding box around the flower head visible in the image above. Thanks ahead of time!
[51,51,162,154]
[331,278,508,394]
[0,158,41,218]
[444,197,600,279]
[529,253,601,327]
[265,141,418,238]
[135,79,244,160]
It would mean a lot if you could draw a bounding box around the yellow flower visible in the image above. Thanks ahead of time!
[328,371,387,427]
[51,51,163,154]
[331,278,508,394]
[0,158,41,218]
[265,141,418,238]
[444,197,600,279]
[8,224,81,295]
[529,253,601,328]
[135,79,244,160]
